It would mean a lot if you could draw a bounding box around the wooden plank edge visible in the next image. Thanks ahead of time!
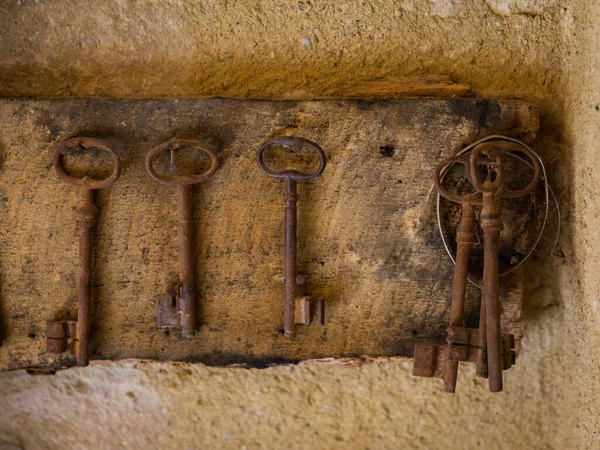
[7,355,414,375]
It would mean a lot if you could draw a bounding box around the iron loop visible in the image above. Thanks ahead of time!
[54,137,121,190]
[145,139,218,186]
[256,137,326,181]
[434,154,483,206]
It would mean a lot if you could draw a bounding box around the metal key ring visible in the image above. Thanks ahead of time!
[54,137,121,189]
[256,137,326,180]
[145,139,218,186]
[434,154,483,207]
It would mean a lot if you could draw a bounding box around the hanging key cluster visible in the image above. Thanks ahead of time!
[413,141,541,392]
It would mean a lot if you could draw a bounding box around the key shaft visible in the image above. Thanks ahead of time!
[177,184,195,338]
[480,191,504,392]
[284,178,298,338]
[75,188,97,367]
[443,204,476,392]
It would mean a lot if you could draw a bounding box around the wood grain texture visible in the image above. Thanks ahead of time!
[0,98,538,370]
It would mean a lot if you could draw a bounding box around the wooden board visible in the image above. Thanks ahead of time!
[0,98,538,370]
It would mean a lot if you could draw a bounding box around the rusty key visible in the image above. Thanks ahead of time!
[146,139,218,338]
[50,137,121,367]
[469,142,540,391]
[257,137,326,338]
[431,155,479,392]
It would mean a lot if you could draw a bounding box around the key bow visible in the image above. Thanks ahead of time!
[54,137,121,190]
[145,139,218,186]
[256,137,326,181]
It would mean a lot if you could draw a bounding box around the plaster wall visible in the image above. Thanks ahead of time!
[563,0,600,441]
[0,1,598,449]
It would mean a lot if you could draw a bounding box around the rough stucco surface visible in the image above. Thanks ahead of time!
[563,0,600,442]
[0,1,567,105]
[0,0,597,449]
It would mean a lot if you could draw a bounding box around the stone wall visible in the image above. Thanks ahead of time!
[1,1,598,448]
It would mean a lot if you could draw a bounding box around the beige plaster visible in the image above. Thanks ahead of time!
[0,0,598,448]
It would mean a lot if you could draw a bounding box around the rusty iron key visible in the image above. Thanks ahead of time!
[146,139,218,338]
[432,154,479,392]
[414,140,540,392]
[48,137,121,367]
[469,142,540,391]
[257,137,326,338]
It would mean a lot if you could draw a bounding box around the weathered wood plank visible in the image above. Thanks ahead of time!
[0,98,537,370]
